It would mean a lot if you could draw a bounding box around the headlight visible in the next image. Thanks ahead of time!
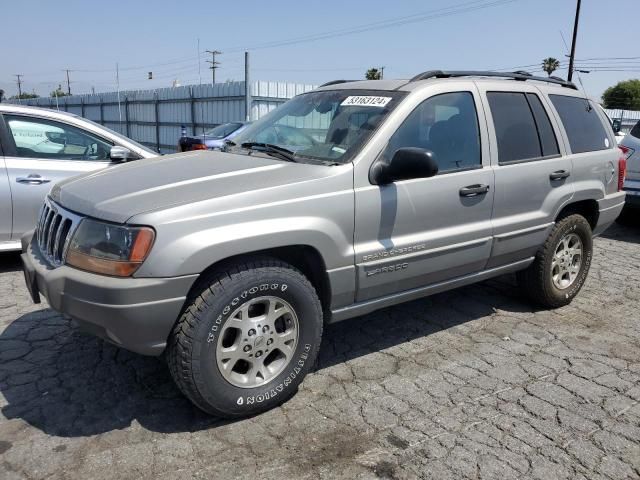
[66,219,155,277]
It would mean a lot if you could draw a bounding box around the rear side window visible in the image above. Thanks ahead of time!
[526,93,559,157]
[630,120,640,139]
[549,95,610,153]
[487,92,559,164]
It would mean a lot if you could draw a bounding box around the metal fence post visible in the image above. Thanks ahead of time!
[124,97,130,137]
[80,97,85,118]
[190,87,196,135]
[99,96,104,126]
[154,92,161,153]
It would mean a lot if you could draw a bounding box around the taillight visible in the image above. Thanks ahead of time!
[618,147,627,192]
[191,143,208,151]
[619,144,634,159]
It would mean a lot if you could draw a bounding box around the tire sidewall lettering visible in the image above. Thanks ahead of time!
[206,283,288,344]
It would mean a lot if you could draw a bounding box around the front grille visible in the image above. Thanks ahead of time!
[36,199,84,267]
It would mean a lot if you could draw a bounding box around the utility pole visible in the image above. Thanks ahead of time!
[567,0,581,82]
[206,50,222,84]
[380,66,385,80]
[14,74,23,97]
[63,69,72,95]
[244,51,251,122]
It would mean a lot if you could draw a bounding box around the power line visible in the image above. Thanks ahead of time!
[220,0,519,53]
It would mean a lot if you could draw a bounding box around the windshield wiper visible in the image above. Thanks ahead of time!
[240,142,297,163]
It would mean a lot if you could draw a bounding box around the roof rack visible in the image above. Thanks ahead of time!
[408,70,577,90]
[318,79,357,88]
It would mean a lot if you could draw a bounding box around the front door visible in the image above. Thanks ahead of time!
[354,89,495,302]
[0,114,113,240]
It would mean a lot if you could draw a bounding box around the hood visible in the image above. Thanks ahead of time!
[50,150,334,223]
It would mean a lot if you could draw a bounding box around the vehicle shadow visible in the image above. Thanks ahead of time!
[0,252,22,273]
[0,274,529,437]
[600,220,640,244]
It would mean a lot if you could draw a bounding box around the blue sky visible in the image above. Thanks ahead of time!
[2,0,638,100]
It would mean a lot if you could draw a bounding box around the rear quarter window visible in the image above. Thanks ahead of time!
[549,95,610,153]
[630,120,640,139]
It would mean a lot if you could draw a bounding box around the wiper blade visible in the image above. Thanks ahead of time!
[240,142,297,162]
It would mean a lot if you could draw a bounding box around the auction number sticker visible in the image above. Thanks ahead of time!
[341,96,392,107]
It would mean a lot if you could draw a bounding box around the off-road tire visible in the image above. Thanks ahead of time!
[167,257,323,418]
[517,214,593,308]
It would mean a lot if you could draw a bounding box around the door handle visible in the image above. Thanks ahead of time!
[549,170,570,181]
[459,184,490,197]
[16,174,51,185]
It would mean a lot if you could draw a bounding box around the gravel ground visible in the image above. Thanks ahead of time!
[1,223,639,480]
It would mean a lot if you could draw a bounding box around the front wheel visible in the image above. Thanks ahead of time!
[517,214,593,308]
[167,258,323,418]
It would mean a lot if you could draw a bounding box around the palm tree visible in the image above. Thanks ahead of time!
[365,68,381,80]
[542,57,561,77]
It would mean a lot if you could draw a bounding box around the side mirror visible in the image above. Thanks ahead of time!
[370,148,439,185]
[612,119,622,134]
[110,146,132,162]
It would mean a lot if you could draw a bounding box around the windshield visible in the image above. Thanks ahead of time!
[230,89,407,163]
[204,122,243,139]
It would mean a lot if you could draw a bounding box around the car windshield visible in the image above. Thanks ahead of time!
[204,122,244,139]
[230,89,407,164]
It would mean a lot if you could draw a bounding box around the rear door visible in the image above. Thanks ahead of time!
[1,113,114,240]
[478,85,574,268]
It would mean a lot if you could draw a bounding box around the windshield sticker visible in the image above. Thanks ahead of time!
[341,96,392,107]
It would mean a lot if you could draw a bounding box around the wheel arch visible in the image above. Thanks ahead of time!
[555,199,599,230]
[185,245,332,322]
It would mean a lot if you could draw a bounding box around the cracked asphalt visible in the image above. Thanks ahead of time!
[1,223,640,480]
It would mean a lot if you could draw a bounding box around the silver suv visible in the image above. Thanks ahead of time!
[21,71,626,418]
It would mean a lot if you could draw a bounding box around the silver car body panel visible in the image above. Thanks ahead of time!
[0,104,157,248]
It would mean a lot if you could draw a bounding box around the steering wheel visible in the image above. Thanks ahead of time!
[273,126,317,146]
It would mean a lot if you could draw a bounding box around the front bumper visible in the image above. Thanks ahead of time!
[21,231,198,356]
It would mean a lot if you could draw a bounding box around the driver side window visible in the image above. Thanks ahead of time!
[384,91,481,174]
[4,115,113,161]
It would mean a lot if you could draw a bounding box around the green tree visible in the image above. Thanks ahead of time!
[50,87,71,98]
[10,92,39,100]
[542,57,560,77]
[365,68,381,80]
[602,79,640,110]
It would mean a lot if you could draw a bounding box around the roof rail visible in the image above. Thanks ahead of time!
[318,80,356,88]
[408,70,577,90]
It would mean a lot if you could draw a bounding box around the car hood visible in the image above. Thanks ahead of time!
[50,150,335,223]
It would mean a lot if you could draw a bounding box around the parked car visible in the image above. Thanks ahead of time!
[603,109,626,144]
[0,104,158,251]
[21,71,625,418]
[178,122,249,151]
[618,120,640,223]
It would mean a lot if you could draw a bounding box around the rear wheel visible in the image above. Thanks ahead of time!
[167,258,323,418]
[517,214,593,308]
